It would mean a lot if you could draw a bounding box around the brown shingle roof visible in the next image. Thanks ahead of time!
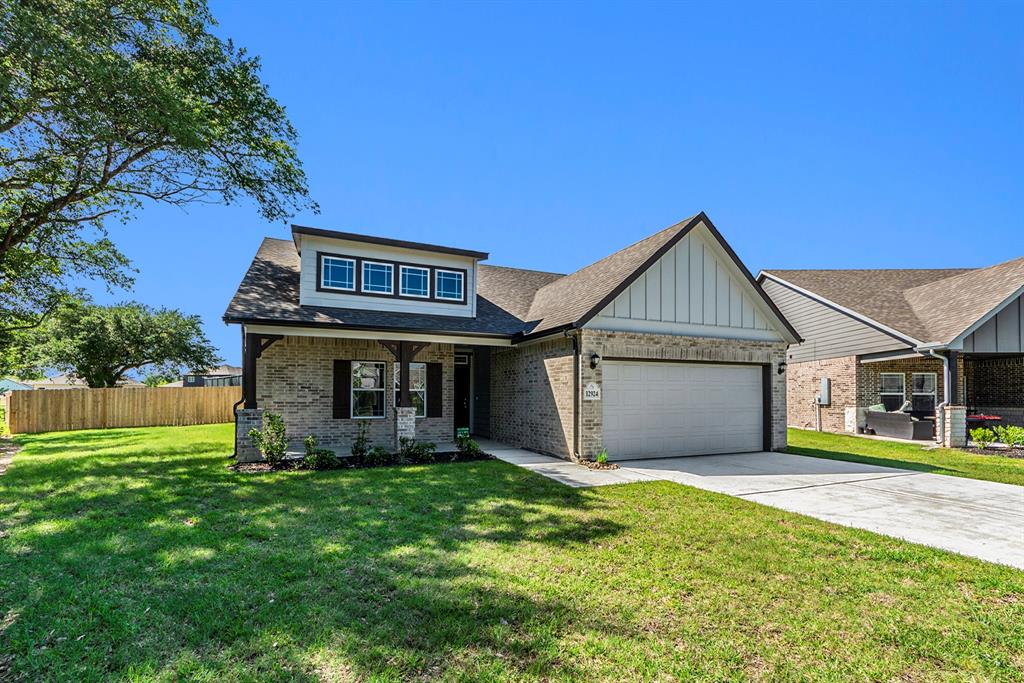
[524,215,700,335]
[765,257,1024,344]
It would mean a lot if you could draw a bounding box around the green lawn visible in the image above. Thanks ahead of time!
[787,428,1024,487]
[1,425,1022,681]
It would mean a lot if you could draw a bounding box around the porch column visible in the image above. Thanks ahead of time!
[237,332,282,462]
[947,351,960,406]
[379,340,429,443]
[943,405,967,448]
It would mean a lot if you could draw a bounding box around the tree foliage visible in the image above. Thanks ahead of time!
[0,0,316,335]
[29,301,221,387]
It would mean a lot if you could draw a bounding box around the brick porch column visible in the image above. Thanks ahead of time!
[236,408,264,462]
[943,405,967,448]
[396,406,416,444]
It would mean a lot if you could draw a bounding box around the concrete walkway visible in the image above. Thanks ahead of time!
[482,440,1024,570]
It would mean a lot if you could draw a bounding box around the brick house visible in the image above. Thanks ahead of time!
[758,258,1024,446]
[224,212,800,462]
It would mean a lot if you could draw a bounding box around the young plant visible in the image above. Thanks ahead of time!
[595,448,609,465]
[303,435,339,470]
[248,412,288,467]
[996,425,1024,448]
[399,437,436,464]
[351,420,370,459]
[455,435,483,457]
[969,427,996,449]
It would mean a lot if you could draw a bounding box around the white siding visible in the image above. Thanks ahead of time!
[962,292,1024,353]
[298,235,478,318]
[588,225,786,342]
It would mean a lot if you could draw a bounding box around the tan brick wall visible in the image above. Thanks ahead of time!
[579,329,789,457]
[254,335,454,453]
[786,356,858,432]
[489,336,575,458]
[856,355,963,407]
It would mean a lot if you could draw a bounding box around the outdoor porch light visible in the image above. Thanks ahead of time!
[589,353,602,369]
[777,360,788,375]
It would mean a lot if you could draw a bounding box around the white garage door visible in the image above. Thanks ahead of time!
[601,361,764,460]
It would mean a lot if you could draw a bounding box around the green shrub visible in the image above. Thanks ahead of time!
[303,435,340,470]
[364,446,392,467]
[995,425,1024,448]
[595,448,609,465]
[351,420,370,459]
[399,437,436,464]
[970,427,996,449]
[455,435,482,457]
[248,412,288,467]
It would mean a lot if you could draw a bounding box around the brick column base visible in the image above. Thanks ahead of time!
[236,408,264,462]
[396,406,416,444]
[943,405,967,448]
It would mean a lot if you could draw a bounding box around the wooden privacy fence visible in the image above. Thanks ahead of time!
[4,386,241,434]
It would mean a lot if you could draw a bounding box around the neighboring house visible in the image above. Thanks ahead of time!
[759,257,1024,445]
[181,365,243,388]
[24,374,144,389]
[224,212,798,463]
[0,377,31,394]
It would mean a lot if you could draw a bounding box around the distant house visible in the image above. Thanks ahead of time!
[181,365,243,388]
[0,377,31,394]
[25,373,144,389]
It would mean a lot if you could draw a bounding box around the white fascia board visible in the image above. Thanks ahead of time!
[759,272,924,347]
[244,324,512,347]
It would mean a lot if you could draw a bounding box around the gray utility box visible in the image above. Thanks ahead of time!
[816,377,831,406]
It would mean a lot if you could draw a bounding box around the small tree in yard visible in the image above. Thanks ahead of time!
[28,301,220,387]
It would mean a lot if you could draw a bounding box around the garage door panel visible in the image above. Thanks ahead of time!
[602,361,763,460]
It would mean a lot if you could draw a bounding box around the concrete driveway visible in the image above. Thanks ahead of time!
[620,452,1024,569]
[485,441,1024,570]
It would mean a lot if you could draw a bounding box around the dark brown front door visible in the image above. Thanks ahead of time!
[454,360,471,436]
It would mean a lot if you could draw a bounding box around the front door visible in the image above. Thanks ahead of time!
[454,356,471,437]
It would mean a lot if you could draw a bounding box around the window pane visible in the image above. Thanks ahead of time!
[352,362,384,389]
[912,374,935,394]
[394,362,427,417]
[401,267,429,297]
[881,395,904,411]
[880,374,904,394]
[362,262,393,293]
[436,270,463,300]
[322,257,354,289]
[912,394,935,413]
[353,390,385,417]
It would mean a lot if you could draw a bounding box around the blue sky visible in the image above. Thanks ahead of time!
[92,1,1022,366]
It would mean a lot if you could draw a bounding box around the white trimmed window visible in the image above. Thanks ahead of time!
[400,265,430,298]
[321,256,355,291]
[361,261,394,294]
[912,373,937,414]
[393,362,426,417]
[435,269,464,301]
[879,373,905,411]
[351,361,386,418]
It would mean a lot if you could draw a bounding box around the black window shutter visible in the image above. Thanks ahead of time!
[426,362,443,417]
[333,359,351,419]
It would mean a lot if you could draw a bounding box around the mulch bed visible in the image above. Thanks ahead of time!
[230,451,495,473]
[961,447,1024,459]
[581,460,620,471]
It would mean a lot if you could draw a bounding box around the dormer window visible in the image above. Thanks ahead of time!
[321,256,355,291]
[435,269,465,302]
[362,261,394,294]
[400,265,430,298]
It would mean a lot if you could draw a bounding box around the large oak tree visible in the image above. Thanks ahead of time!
[0,0,316,344]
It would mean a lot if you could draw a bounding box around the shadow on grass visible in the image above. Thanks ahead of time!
[0,428,626,680]
[785,445,956,475]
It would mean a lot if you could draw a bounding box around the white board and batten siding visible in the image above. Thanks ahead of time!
[760,278,910,362]
[587,226,784,342]
[961,291,1024,353]
[297,234,479,318]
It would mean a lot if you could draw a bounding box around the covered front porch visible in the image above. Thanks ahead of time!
[234,326,504,462]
